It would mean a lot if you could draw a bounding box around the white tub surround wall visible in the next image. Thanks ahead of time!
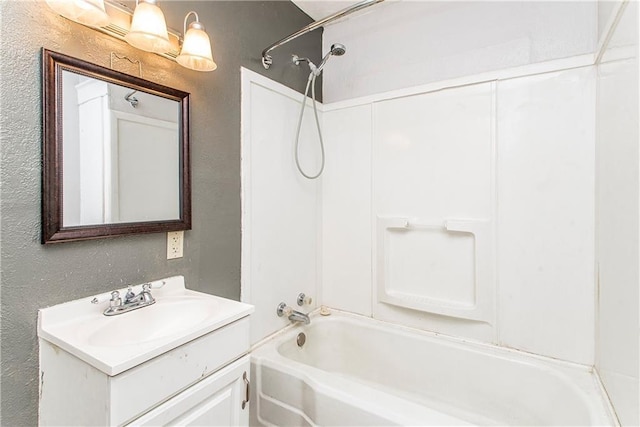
[322,1,596,102]
[371,82,497,342]
[241,68,321,346]
[322,64,596,362]
[243,58,597,362]
[321,105,373,316]
[497,68,596,365]
[595,1,639,424]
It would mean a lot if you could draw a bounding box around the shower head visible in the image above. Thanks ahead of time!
[317,43,347,73]
[330,43,346,56]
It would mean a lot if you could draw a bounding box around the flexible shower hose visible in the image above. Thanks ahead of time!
[294,71,325,180]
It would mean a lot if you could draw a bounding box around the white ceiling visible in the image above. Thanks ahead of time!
[291,0,363,21]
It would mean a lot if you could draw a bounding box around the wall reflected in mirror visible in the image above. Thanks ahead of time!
[61,70,180,226]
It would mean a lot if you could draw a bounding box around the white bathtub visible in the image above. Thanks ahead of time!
[250,312,616,426]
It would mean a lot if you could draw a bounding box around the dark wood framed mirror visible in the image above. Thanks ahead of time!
[42,49,191,243]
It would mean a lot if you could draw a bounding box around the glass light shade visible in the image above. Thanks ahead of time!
[124,0,172,53]
[176,23,217,72]
[46,0,109,28]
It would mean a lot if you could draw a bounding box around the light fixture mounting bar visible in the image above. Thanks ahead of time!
[96,0,183,61]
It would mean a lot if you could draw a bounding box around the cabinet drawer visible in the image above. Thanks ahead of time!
[110,316,250,425]
[128,355,250,426]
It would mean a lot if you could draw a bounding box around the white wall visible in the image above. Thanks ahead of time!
[598,1,626,45]
[322,64,596,364]
[241,69,320,345]
[322,105,373,316]
[114,116,179,223]
[109,85,180,223]
[62,72,82,225]
[497,67,596,365]
[371,82,496,341]
[322,1,596,102]
[76,78,109,226]
[596,1,639,424]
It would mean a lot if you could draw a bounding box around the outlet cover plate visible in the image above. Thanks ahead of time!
[167,231,184,259]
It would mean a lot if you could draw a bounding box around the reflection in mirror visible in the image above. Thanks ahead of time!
[61,70,180,226]
[42,49,191,243]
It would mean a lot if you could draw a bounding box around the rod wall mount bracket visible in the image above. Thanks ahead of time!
[262,55,272,70]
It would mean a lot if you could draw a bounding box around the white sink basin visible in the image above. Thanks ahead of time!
[86,296,219,347]
[38,276,254,375]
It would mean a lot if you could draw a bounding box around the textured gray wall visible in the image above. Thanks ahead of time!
[0,1,321,425]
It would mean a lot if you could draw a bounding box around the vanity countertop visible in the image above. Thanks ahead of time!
[38,276,254,376]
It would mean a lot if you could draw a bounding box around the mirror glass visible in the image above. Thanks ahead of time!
[42,50,191,243]
[61,70,180,226]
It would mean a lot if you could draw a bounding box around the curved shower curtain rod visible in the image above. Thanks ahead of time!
[261,0,384,69]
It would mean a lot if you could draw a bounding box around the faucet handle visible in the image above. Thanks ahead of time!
[276,302,292,317]
[297,293,312,306]
[109,291,122,307]
[142,283,151,292]
[125,285,135,300]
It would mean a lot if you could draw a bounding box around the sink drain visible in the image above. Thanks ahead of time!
[297,332,306,347]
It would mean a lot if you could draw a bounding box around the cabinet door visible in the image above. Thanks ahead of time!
[129,355,250,427]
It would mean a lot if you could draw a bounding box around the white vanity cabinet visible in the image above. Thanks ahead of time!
[39,317,251,426]
[38,276,254,427]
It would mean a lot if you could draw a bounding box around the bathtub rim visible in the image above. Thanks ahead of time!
[253,307,596,373]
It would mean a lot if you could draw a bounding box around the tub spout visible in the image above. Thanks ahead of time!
[277,302,310,325]
[288,310,311,325]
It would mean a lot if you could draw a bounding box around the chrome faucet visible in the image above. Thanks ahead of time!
[277,302,310,325]
[103,283,155,316]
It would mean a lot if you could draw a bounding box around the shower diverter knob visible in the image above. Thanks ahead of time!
[297,293,312,306]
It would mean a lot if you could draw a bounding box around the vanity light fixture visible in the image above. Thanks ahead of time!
[176,11,217,72]
[47,0,216,72]
[124,0,172,54]
[45,0,110,28]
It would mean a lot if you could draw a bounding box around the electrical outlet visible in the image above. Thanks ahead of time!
[167,231,184,259]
